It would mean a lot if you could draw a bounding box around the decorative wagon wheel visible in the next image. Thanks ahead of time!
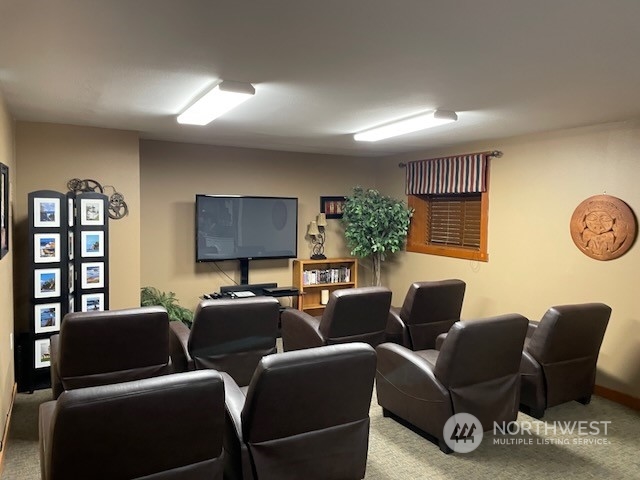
[67,178,104,193]
[108,191,129,220]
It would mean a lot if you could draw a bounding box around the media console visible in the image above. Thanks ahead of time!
[205,283,300,300]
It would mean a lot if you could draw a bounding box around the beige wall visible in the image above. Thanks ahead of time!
[375,120,640,398]
[139,140,376,312]
[0,91,15,451]
[14,123,141,333]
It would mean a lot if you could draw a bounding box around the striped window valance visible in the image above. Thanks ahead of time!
[405,153,489,195]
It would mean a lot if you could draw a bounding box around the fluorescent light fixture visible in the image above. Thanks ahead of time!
[177,80,255,125]
[353,109,458,142]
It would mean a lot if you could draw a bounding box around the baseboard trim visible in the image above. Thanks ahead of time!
[594,384,640,410]
[0,382,18,476]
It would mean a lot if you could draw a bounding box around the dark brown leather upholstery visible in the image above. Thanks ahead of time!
[376,314,528,453]
[39,370,226,480]
[385,279,466,349]
[280,286,392,351]
[170,297,280,386]
[223,343,377,480]
[49,306,173,399]
[520,303,611,418]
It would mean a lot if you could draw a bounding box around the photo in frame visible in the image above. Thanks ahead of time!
[1,163,8,259]
[34,268,61,298]
[320,196,347,219]
[33,197,60,228]
[34,303,61,334]
[82,292,105,312]
[80,198,104,226]
[81,230,104,257]
[34,338,51,368]
[81,262,104,289]
[34,233,60,263]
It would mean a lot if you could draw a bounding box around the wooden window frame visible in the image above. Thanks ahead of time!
[406,191,489,261]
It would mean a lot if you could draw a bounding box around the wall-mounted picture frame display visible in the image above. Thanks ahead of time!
[82,292,104,312]
[68,197,74,227]
[34,303,61,334]
[68,231,74,260]
[81,262,104,289]
[320,196,347,219]
[34,233,60,263]
[81,230,104,257]
[34,338,51,368]
[33,197,60,228]
[1,163,8,259]
[80,198,104,226]
[34,268,61,298]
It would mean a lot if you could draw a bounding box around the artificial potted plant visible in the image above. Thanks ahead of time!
[341,186,413,286]
[140,286,194,327]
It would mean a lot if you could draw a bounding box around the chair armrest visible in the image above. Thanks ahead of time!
[375,342,450,401]
[39,400,56,480]
[168,321,193,372]
[49,334,63,399]
[220,372,246,442]
[280,309,325,351]
[527,320,539,339]
[435,333,448,351]
[385,307,410,347]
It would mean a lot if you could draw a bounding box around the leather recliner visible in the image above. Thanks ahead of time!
[39,370,226,480]
[49,306,174,399]
[222,343,377,480]
[376,314,528,453]
[385,279,466,349]
[520,303,611,418]
[280,286,392,351]
[170,296,280,386]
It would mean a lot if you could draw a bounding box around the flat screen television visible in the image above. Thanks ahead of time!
[196,195,298,267]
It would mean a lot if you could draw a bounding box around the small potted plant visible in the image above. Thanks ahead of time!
[140,286,194,327]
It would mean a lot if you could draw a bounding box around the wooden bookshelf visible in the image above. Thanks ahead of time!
[292,258,358,315]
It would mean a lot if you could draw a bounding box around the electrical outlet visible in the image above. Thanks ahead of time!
[9,332,13,350]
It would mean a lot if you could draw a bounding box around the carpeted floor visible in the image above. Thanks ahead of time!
[2,387,639,480]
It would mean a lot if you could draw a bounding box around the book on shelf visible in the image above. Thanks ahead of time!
[302,266,351,286]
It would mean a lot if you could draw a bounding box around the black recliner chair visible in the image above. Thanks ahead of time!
[170,296,280,386]
[222,343,377,479]
[39,370,226,480]
[520,303,611,418]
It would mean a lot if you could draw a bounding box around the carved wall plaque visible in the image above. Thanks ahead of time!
[570,195,636,260]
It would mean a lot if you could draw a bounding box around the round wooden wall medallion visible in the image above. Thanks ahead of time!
[570,195,636,260]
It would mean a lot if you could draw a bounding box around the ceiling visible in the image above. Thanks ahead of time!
[1,1,640,157]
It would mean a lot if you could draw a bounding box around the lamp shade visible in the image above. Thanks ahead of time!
[317,213,327,227]
[308,221,320,236]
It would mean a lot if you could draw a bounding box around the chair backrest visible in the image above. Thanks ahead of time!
[319,286,392,346]
[241,343,376,480]
[399,279,466,349]
[526,303,611,407]
[188,297,280,386]
[435,314,528,429]
[44,370,225,480]
[58,306,171,391]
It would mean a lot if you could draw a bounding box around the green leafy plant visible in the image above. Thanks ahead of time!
[342,186,413,286]
[140,286,193,327]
